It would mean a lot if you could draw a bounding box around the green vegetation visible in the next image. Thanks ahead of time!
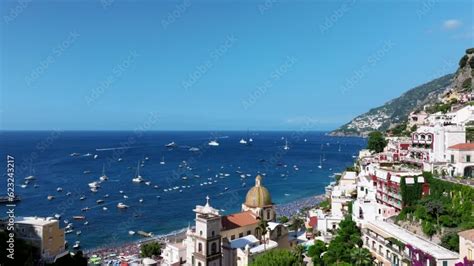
[250,249,302,266]
[469,56,474,68]
[467,48,474,54]
[426,99,457,114]
[460,54,469,68]
[462,78,472,89]
[306,216,373,265]
[333,74,453,135]
[400,175,423,207]
[318,199,330,211]
[140,242,161,258]
[396,172,474,250]
[278,216,289,223]
[367,131,387,153]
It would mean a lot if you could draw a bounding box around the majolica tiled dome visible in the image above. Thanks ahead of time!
[244,175,272,207]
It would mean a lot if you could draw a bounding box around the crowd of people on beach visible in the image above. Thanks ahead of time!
[275,194,325,218]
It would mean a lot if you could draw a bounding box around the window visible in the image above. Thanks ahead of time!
[267,210,271,220]
[360,187,364,191]
[239,232,243,238]
[199,230,203,236]
[247,230,251,235]
[198,263,202,266]
[198,243,202,252]
[443,261,448,266]
[231,235,235,240]
[451,154,455,163]
[211,231,215,237]
[468,248,472,260]
[211,242,217,254]
[467,155,471,163]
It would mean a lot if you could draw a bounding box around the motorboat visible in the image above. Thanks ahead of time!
[24,175,36,181]
[208,140,219,146]
[96,199,104,204]
[54,214,61,219]
[56,187,63,192]
[160,156,165,165]
[189,147,200,152]
[47,195,55,200]
[129,230,136,235]
[73,241,80,249]
[99,165,108,181]
[83,153,92,157]
[70,153,80,157]
[79,196,86,200]
[283,139,290,150]
[165,141,177,148]
[93,154,98,159]
[117,202,129,209]
[73,216,86,220]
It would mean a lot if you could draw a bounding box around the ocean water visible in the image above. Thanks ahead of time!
[0,131,365,249]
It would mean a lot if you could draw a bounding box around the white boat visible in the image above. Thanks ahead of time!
[189,147,200,152]
[20,184,27,188]
[94,154,98,159]
[117,202,129,209]
[132,161,145,183]
[84,221,89,225]
[160,156,165,165]
[165,141,177,148]
[79,196,86,200]
[76,230,82,235]
[84,153,92,157]
[57,187,63,192]
[318,155,322,169]
[123,195,129,199]
[70,153,80,157]
[145,181,151,186]
[54,214,61,219]
[99,164,108,181]
[102,207,108,211]
[283,139,290,150]
[129,230,136,235]
[208,140,219,146]
[96,199,104,204]
[66,192,72,196]
[73,241,80,249]
[145,156,149,161]
[239,138,247,144]
[47,195,55,200]
[65,229,74,234]
[139,198,143,203]
[117,158,123,162]
[88,181,100,189]
[24,175,36,181]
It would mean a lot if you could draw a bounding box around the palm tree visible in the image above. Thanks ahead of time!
[291,217,304,237]
[256,219,268,251]
[350,247,373,266]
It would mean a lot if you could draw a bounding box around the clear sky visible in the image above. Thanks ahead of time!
[0,0,472,130]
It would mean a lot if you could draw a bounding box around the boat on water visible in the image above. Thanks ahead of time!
[189,147,200,152]
[24,175,36,181]
[139,198,144,203]
[54,214,61,219]
[165,141,177,148]
[94,154,98,159]
[96,199,104,204]
[137,231,153,237]
[57,187,63,192]
[128,230,136,235]
[103,207,108,211]
[20,184,27,188]
[84,153,93,157]
[99,164,108,181]
[132,161,145,183]
[318,155,323,169]
[239,138,247,144]
[283,139,290,150]
[73,216,86,220]
[208,140,219,146]
[117,202,129,209]
[47,195,55,200]
[81,207,90,212]
[83,170,91,174]
[90,187,98,193]
[79,196,86,200]
[70,153,80,157]
[117,158,123,162]
[73,241,80,249]
[160,155,166,165]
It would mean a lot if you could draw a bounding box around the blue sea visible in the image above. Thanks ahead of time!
[0,131,365,249]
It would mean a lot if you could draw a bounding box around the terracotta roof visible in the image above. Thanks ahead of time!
[458,229,474,241]
[448,143,474,150]
[221,211,258,231]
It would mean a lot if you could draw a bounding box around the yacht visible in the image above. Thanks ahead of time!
[132,161,145,183]
[117,202,129,209]
[79,196,86,200]
[56,187,63,192]
[208,140,219,146]
[160,156,165,165]
[54,214,61,219]
[88,181,100,189]
[47,195,55,200]
[283,139,290,150]
[239,138,247,144]
[318,155,323,169]
[165,141,177,148]
[96,199,104,204]
[73,241,80,249]
[94,154,98,159]
[24,175,36,181]
[117,158,123,162]
[99,165,108,181]
[129,230,136,235]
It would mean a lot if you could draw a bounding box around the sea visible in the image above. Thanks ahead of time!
[0,131,365,249]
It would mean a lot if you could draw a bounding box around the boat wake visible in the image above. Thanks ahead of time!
[95,147,134,151]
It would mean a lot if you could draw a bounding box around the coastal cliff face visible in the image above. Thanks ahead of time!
[331,48,474,137]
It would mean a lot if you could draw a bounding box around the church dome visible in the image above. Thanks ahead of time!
[244,175,272,208]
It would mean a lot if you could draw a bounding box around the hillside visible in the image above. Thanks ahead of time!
[330,74,454,136]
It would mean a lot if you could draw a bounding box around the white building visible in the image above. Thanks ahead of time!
[362,220,460,266]
[222,235,278,266]
[447,143,474,178]
[162,241,187,266]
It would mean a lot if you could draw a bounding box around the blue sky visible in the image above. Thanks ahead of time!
[0,0,473,130]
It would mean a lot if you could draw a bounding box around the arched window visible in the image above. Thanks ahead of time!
[211,242,217,254]
[198,263,202,266]
[199,230,203,236]
[198,243,202,252]
[211,231,215,237]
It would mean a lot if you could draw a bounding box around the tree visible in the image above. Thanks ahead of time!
[323,217,362,265]
[308,240,327,265]
[426,200,444,228]
[250,249,302,266]
[256,219,269,251]
[367,131,387,153]
[278,216,289,223]
[350,247,373,266]
[441,232,460,252]
[290,217,305,236]
[140,242,161,258]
